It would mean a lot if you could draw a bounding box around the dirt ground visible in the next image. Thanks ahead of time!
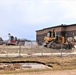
[0,45,75,54]
[0,69,76,75]
[0,45,76,75]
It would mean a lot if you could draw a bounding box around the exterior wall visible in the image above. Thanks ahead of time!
[66,30,76,37]
[65,25,76,37]
[36,33,46,45]
[36,25,76,45]
[66,26,76,31]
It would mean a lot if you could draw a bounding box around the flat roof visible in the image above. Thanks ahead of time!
[36,24,76,32]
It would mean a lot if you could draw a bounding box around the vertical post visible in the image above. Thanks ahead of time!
[73,32,74,43]
[72,32,74,49]
[6,46,8,57]
[61,43,62,57]
[19,43,21,57]
[41,46,43,56]
[66,34,67,42]
[31,41,32,56]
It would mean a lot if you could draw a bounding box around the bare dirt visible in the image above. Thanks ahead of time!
[0,45,76,75]
[0,45,75,54]
[0,69,76,75]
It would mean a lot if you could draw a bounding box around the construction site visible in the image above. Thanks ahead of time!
[0,24,76,75]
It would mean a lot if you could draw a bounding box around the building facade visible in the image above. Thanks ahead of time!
[36,24,76,45]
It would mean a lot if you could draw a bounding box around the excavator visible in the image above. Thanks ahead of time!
[44,29,73,49]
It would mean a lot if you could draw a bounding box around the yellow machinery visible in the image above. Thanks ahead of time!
[44,29,74,49]
[44,30,65,43]
[44,29,65,48]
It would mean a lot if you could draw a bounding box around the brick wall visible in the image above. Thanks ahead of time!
[36,24,76,45]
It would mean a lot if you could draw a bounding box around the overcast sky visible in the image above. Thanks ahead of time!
[0,0,76,40]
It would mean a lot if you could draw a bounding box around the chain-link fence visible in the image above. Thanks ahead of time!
[0,42,76,57]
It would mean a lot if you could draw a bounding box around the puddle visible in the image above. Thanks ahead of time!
[20,63,51,69]
[0,62,52,70]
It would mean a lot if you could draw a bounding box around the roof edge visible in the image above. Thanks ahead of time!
[36,24,76,32]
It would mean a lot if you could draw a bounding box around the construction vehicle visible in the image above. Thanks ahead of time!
[44,29,73,49]
[6,33,17,45]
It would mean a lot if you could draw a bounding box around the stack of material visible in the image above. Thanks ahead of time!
[25,41,38,47]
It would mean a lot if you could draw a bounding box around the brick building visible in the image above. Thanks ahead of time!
[36,24,76,45]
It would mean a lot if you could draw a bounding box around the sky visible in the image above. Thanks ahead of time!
[0,0,76,40]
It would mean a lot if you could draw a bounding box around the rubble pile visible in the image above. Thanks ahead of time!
[0,63,21,71]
